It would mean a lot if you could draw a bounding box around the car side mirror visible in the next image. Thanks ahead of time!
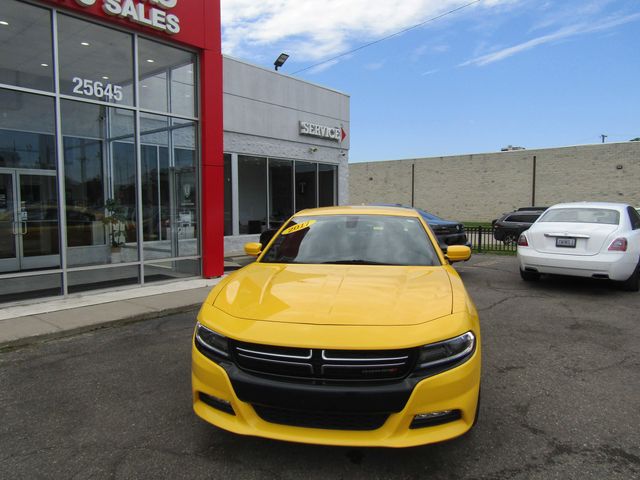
[445,245,471,263]
[244,242,262,257]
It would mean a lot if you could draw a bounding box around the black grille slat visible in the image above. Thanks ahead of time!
[236,353,314,377]
[253,405,389,431]
[230,340,415,383]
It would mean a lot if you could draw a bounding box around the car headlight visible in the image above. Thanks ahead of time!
[415,331,475,374]
[195,323,229,359]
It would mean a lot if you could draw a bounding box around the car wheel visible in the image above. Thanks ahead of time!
[520,268,540,281]
[619,263,640,292]
[503,233,517,246]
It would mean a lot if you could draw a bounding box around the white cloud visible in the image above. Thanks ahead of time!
[221,0,513,62]
[461,12,640,67]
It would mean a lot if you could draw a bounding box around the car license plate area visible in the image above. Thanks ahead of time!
[556,237,576,248]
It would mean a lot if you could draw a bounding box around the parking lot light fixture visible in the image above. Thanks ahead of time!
[274,53,289,71]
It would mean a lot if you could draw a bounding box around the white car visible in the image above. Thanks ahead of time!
[517,202,640,291]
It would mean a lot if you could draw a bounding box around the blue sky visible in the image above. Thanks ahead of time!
[221,0,640,162]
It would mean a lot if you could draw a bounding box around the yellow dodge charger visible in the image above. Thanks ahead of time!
[192,206,481,447]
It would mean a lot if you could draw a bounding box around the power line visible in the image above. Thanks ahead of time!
[291,0,482,75]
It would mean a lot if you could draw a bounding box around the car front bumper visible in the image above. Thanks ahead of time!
[518,248,638,281]
[192,344,481,448]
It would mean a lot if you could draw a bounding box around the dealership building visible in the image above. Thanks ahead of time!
[222,56,350,252]
[0,0,349,303]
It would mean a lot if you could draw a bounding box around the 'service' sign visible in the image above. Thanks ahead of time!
[299,121,346,142]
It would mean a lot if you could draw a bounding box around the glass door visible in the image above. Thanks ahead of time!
[0,171,19,272]
[0,169,60,272]
[18,171,60,270]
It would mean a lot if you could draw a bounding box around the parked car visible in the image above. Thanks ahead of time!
[370,204,470,251]
[492,207,548,245]
[192,206,481,447]
[415,208,471,251]
[517,202,640,291]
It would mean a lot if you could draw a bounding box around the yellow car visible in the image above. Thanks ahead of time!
[192,206,481,448]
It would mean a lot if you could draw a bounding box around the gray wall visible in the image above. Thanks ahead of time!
[223,56,350,204]
[350,142,640,221]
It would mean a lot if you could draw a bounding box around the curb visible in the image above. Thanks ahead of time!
[0,303,202,353]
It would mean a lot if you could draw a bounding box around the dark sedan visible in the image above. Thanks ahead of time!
[414,208,471,251]
[371,204,470,251]
[492,207,547,244]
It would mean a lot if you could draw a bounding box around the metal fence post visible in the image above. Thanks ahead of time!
[477,226,482,252]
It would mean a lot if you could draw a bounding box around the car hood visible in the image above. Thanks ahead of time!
[212,263,453,326]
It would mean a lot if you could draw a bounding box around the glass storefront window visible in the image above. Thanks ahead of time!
[295,161,317,212]
[141,114,197,260]
[173,120,198,257]
[0,5,202,303]
[61,100,138,267]
[269,159,293,228]
[57,14,134,105]
[228,157,339,235]
[319,164,338,207]
[0,272,62,304]
[0,1,53,92]
[138,38,196,116]
[238,156,267,234]
[144,258,200,283]
[67,265,139,294]
[0,90,56,170]
[0,89,61,287]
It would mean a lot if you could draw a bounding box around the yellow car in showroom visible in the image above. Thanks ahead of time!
[192,206,481,447]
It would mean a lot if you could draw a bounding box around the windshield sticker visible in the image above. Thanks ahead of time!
[282,220,316,235]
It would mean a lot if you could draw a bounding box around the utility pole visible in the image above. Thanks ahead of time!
[600,134,608,143]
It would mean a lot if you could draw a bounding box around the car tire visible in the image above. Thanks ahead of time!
[619,263,640,292]
[520,268,540,281]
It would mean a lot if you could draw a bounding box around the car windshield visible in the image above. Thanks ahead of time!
[261,214,441,266]
[539,208,620,225]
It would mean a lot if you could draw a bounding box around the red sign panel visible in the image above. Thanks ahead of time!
[42,0,214,49]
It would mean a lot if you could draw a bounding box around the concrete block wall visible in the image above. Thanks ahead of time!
[349,160,414,206]
[412,152,532,220]
[535,143,640,206]
[350,142,640,221]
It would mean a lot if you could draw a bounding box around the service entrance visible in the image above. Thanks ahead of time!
[0,169,60,273]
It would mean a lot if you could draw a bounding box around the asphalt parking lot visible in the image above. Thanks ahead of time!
[1,254,639,480]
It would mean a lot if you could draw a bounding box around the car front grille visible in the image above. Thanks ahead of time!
[433,224,464,235]
[252,404,389,431]
[230,340,416,384]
